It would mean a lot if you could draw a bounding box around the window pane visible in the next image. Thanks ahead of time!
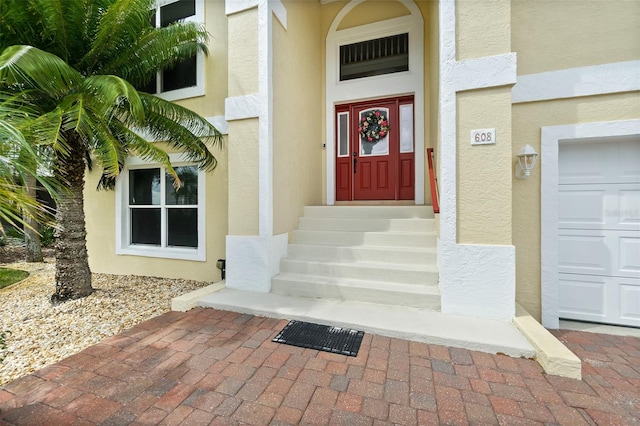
[166,166,198,205]
[340,33,409,81]
[167,208,198,247]
[162,56,197,92]
[131,208,161,245]
[400,104,414,153]
[160,0,195,26]
[129,169,160,205]
[338,113,349,157]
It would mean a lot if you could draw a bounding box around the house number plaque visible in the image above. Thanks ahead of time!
[470,128,495,145]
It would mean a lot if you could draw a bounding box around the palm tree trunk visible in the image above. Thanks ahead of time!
[51,139,93,302]
[23,173,43,263]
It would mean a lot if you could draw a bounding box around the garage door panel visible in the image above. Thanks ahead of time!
[619,188,640,226]
[619,236,640,276]
[558,233,608,275]
[619,282,640,326]
[559,139,640,185]
[559,184,639,230]
[559,188,605,228]
[559,275,606,320]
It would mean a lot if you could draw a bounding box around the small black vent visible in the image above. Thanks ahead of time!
[273,320,365,357]
[340,33,409,81]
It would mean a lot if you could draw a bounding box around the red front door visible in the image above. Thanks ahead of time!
[335,96,414,201]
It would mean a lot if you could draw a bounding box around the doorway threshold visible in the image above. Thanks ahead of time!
[334,200,418,206]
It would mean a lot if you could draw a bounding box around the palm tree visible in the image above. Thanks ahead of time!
[0,0,222,301]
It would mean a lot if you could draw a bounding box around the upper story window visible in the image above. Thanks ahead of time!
[116,155,206,261]
[140,0,205,101]
[339,33,409,81]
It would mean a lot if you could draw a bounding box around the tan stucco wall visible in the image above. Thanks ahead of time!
[457,0,511,61]
[228,8,259,97]
[512,0,640,75]
[84,142,228,282]
[456,0,512,245]
[338,1,410,30]
[227,119,259,235]
[273,1,323,236]
[175,0,227,116]
[513,93,640,319]
[457,87,513,245]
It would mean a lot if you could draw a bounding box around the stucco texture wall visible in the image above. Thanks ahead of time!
[227,119,260,235]
[512,0,640,75]
[272,0,323,236]
[457,87,513,245]
[228,8,259,97]
[513,93,640,319]
[84,142,228,282]
[457,0,510,61]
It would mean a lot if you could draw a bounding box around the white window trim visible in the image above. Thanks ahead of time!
[153,0,206,101]
[115,154,206,261]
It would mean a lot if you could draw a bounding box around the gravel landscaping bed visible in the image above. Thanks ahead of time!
[0,258,208,386]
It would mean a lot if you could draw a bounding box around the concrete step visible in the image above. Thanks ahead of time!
[279,258,438,285]
[286,244,437,265]
[298,217,435,232]
[197,288,536,358]
[304,205,434,219]
[292,230,436,248]
[271,273,441,309]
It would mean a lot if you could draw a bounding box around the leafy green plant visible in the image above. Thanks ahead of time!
[0,330,10,364]
[40,225,56,247]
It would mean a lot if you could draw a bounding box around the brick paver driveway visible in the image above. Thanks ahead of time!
[0,308,638,425]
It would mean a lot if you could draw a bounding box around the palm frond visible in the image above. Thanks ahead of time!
[0,45,82,100]
[82,0,155,74]
[102,22,209,86]
[83,75,145,123]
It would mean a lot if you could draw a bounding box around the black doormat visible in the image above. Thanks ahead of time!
[272,320,365,357]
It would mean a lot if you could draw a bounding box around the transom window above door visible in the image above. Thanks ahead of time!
[339,33,409,81]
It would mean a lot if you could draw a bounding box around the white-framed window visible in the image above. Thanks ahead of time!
[115,155,206,261]
[141,0,206,101]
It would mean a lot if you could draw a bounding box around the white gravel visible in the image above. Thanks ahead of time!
[0,259,208,386]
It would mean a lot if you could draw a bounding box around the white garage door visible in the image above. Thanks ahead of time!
[558,137,640,327]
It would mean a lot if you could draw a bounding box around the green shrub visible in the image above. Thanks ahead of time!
[40,225,56,247]
[0,330,9,364]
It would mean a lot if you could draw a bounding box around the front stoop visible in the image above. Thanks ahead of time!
[196,205,535,358]
[273,205,440,310]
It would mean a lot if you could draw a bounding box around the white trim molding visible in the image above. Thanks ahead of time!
[437,0,518,321]
[226,0,286,28]
[454,53,517,92]
[325,3,425,205]
[540,119,640,328]
[224,94,260,121]
[206,115,228,135]
[513,61,640,104]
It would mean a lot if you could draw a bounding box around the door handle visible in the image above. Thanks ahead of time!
[353,151,357,173]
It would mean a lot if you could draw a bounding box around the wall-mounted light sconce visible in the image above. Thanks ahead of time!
[515,144,538,179]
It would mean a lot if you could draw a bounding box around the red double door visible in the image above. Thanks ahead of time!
[335,96,415,201]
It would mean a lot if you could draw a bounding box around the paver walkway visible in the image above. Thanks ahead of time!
[0,308,638,425]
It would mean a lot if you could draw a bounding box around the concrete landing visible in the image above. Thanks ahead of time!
[197,288,536,359]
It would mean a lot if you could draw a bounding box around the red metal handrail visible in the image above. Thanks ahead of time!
[426,148,440,214]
